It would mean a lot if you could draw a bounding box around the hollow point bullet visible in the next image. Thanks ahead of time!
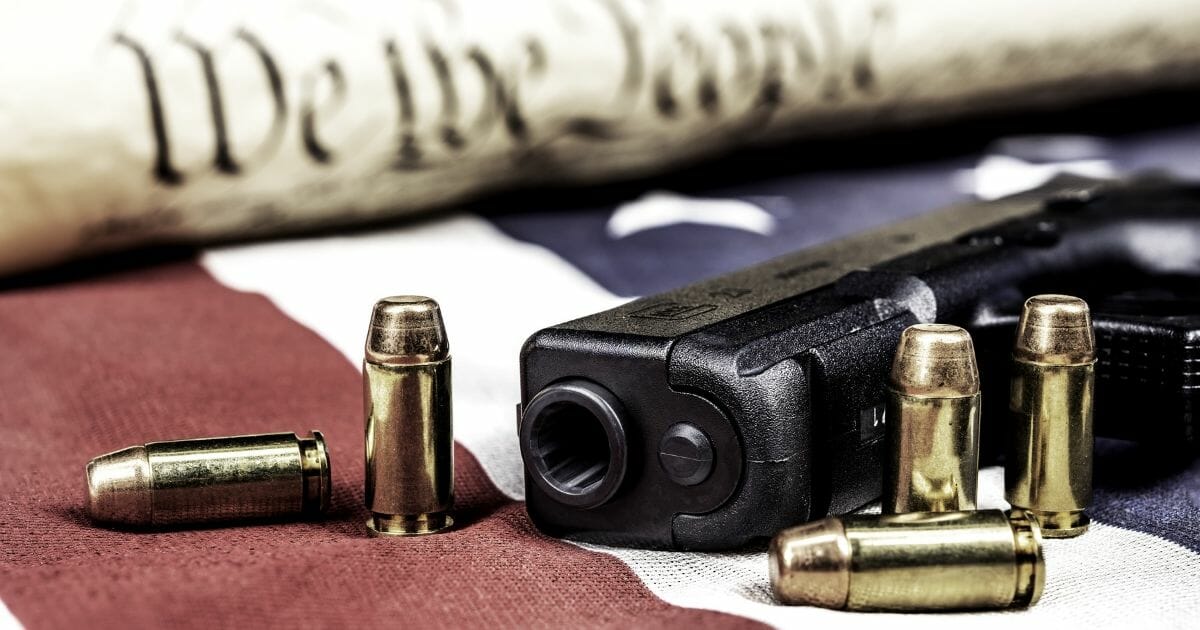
[364,296,454,536]
[86,431,330,527]
[1007,294,1096,538]
[883,324,981,514]
[770,509,1044,611]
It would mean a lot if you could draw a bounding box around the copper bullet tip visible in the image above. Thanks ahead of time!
[769,517,851,609]
[889,324,980,397]
[366,296,449,365]
[86,446,153,527]
[1014,294,1095,364]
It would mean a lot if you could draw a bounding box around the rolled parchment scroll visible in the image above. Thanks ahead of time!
[2,0,1199,274]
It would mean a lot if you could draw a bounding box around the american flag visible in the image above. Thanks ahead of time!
[2,120,1199,628]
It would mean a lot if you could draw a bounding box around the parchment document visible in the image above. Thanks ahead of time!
[2,0,1199,274]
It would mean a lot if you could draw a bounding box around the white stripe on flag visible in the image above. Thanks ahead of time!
[0,598,23,630]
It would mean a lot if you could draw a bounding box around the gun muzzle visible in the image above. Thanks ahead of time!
[769,510,1044,611]
[1006,294,1096,538]
[364,296,454,536]
[883,324,981,513]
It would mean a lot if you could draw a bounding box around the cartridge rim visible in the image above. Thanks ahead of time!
[1007,509,1046,607]
[367,512,454,536]
[1033,510,1090,538]
[301,430,332,515]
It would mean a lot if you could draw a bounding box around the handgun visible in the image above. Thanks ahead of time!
[517,177,1200,550]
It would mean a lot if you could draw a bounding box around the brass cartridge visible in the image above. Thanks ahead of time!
[86,431,330,527]
[1007,294,1095,538]
[770,510,1044,611]
[883,324,981,513]
[364,296,454,536]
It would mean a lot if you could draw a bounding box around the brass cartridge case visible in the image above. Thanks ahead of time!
[364,296,454,536]
[883,324,981,514]
[770,509,1044,611]
[86,431,330,527]
[1007,294,1095,538]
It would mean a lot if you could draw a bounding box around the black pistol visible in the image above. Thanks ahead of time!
[518,177,1200,550]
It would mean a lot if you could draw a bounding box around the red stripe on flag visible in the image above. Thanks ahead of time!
[0,261,762,629]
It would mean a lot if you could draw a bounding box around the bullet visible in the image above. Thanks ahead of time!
[770,509,1044,611]
[86,431,330,527]
[1007,294,1096,538]
[883,324,981,514]
[364,296,454,536]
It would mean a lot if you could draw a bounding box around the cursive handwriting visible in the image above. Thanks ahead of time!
[112,0,889,185]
